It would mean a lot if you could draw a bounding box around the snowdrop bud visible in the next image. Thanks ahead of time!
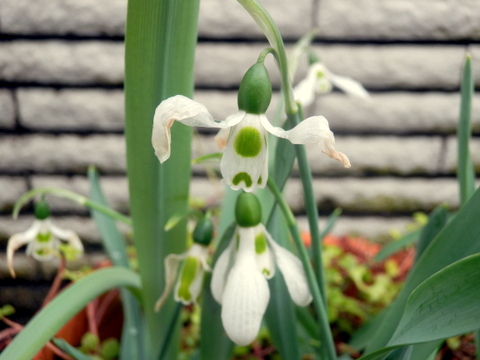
[34,200,51,220]
[237,63,272,115]
[235,193,262,227]
[193,218,214,246]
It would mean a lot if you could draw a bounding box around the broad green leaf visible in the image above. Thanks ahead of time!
[384,346,412,360]
[457,54,475,205]
[88,167,148,360]
[358,254,480,359]
[407,341,440,360]
[0,267,141,360]
[414,205,448,262]
[390,253,480,345]
[124,0,199,357]
[363,186,480,352]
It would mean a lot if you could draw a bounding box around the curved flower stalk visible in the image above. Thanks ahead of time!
[155,218,214,311]
[210,193,312,346]
[7,200,83,278]
[152,61,350,192]
[294,61,370,107]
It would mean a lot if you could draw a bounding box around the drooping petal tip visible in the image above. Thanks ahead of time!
[322,140,351,168]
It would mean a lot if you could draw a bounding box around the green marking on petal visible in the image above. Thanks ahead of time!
[36,232,52,243]
[255,232,267,254]
[257,176,262,185]
[262,268,271,276]
[176,256,199,302]
[232,172,253,187]
[234,126,262,158]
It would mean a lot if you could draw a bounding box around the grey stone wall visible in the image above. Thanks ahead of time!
[0,0,479,296]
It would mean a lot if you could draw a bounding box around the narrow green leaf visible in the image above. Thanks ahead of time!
[199,224,236,360]
[364,186,480,352]
[374,230,420,262]
[457,54,475,205]
[124,0,200,356]
[88,167,149,360]
[318,208,342,242]
[88,167,129,268]
[0,267,141,360]
[264,212,302,359]
[53,338,95,360]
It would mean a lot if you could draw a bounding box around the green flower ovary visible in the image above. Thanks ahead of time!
[235,193,262,227]
[237,63,272,114]
[234,126,263,158]
[176,256,200,302]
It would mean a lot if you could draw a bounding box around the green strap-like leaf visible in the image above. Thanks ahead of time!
[457,54,475,205]
[124,0,200,356]
[0,267,141,360]
[199,223,236,360]
[88,167,149,360]
[264,212,302,359]
[53,338,95,360]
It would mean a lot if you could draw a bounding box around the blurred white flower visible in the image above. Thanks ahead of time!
[294,62,369,106]
[7,218,83,278]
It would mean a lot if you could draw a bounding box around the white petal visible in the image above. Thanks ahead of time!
[210,236,236,304]
[293,63,332,106]
[155,253,185,311]
[261,115,350,168]
[221,228,270,345]
[328,73,369,99]
[26,236,59,262]
[188,243,211,272]
[220,114,268,192]
[293,74,317,107]
[6,221,41,278]
[266,234,313,306]
[214,128,230,150]
[50,221,84,255]
[152,96,243,163]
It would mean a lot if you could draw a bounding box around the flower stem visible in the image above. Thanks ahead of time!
[41,256,67,307]
[239,0,327,303]
[237,0,297,114]
[267,178,337,360]
[288,111,327,305]
[13,187,132,226]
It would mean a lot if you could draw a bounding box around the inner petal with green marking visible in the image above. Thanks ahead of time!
[255,232,268,254]
[232,172,253,188]
[233,126,262,157]
[36,232,52,243]
[176,256,199,302]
